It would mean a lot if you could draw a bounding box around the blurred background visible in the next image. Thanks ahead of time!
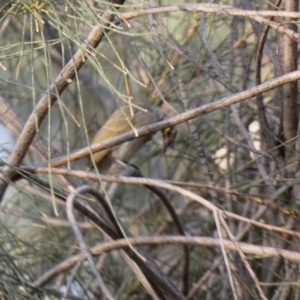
[1,0,299,299]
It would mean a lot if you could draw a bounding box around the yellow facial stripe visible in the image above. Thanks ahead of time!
[163,127,172,137]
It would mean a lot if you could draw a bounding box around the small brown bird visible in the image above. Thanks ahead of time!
[88,103,176,174]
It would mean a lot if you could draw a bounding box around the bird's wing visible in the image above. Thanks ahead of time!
[91,106,136,164]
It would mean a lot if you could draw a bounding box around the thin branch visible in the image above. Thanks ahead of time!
[66,186,114,300]
[29,235,300,290]
[21,168,300,239]
[31,70,300,168]
[0,1,126,200]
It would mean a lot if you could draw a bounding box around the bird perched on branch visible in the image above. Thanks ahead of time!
[87,103,176,174]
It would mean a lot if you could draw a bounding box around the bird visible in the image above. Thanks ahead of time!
[87,103,176,174]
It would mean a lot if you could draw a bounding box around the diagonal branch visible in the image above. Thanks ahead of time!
[0,1,126,200]
[37,70,300,168]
